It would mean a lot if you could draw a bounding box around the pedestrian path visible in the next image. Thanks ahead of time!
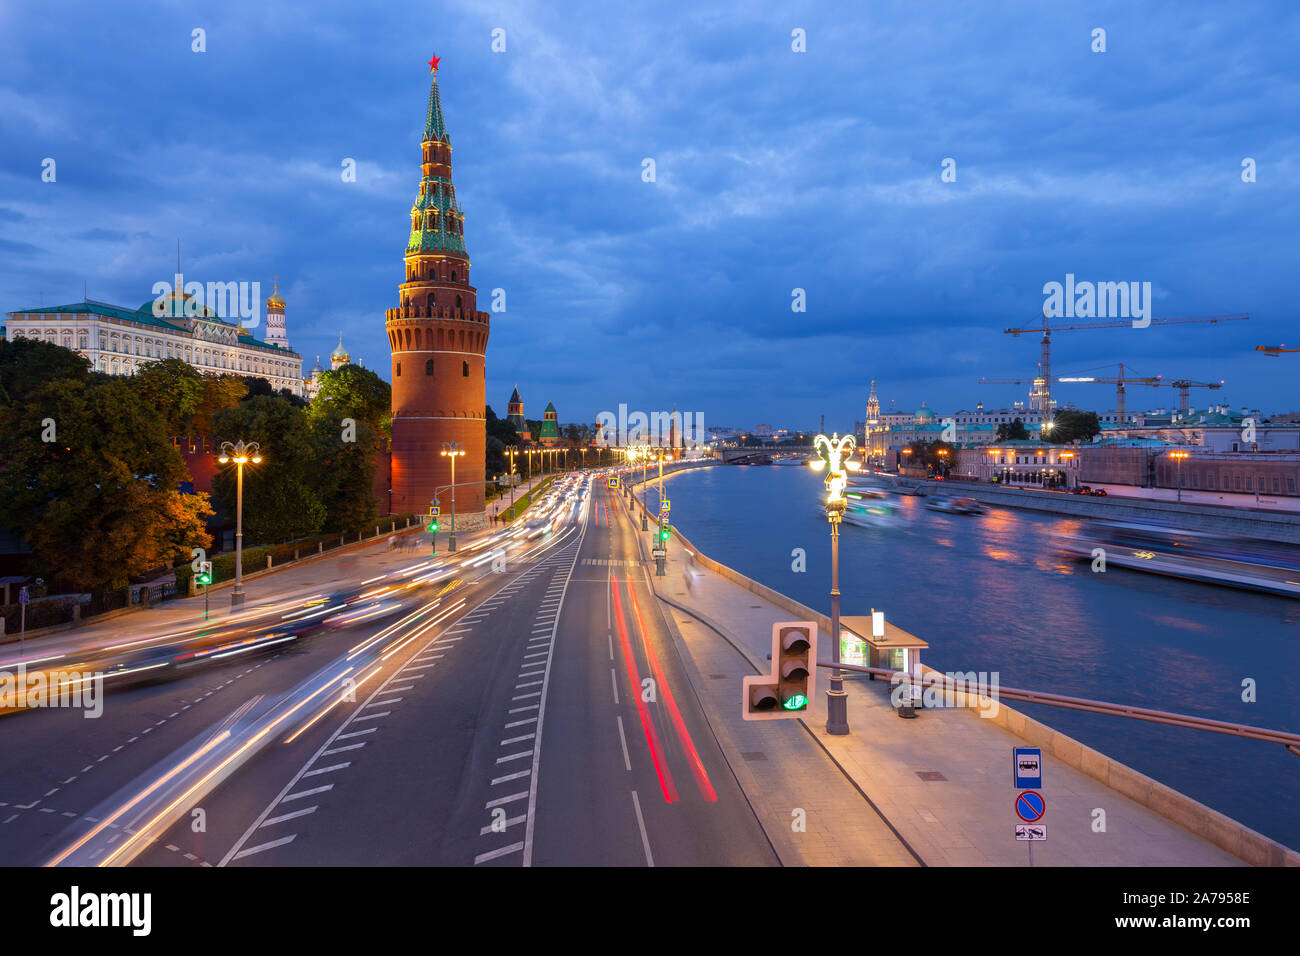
[648,525,1245,866]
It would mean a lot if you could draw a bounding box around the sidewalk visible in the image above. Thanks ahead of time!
[630,491,1250,866]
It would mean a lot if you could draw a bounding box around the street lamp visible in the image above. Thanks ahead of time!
[506,446,518,520]
[440,441,467,550]
[1170,450,1189,502]
[809,432,860,735]
[216,439,263,608]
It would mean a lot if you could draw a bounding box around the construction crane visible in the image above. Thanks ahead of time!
[1256,345,1300,356]
[1163,379,1224,413]
[981,362,1161,426]
[1003,313,1249,423]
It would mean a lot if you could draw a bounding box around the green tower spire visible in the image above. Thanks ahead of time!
[425,63,447,142]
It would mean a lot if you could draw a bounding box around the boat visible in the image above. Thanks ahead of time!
[839,488,901,528]
[1056,520,1300,598]
[925,495,986,514]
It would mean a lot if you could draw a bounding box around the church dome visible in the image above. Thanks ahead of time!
[266,281,285,309]
[914,403,935,422]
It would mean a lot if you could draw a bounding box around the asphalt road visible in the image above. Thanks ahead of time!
[13,474,779,866]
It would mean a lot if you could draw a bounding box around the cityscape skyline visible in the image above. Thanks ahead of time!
[2,2,1297,425]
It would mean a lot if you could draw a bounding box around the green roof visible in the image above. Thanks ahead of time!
[7,299,297,355]
[544,401,556,414]
[425,72,448,142]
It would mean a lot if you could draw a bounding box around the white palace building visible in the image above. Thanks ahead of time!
[3,283,303,394]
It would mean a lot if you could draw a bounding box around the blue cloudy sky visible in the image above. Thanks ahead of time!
[2,0,1297,431]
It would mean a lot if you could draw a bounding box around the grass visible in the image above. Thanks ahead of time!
[497,475,556,524]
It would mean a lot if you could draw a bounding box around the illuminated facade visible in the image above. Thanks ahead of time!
[384,58,490,517]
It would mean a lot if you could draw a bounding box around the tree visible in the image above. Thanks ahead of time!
[308,365,391,437]
[0,376,211,591]
[131,359,204,436]
[1048,410,1100,444]
[192,375,249,435]
[211,397,326,543]
[0,337,91,405]
[905,439,957,475]
[485,405,519,481]
[996,418,1030,441]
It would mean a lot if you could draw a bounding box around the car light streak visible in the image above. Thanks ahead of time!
[611,576,678,803]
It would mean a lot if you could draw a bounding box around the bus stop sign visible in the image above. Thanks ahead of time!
[1014,747,1041,789]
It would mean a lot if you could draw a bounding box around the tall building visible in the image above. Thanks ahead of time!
[507,385,525,430]
[384,56,490,518]
[864,379,883,459]
[265,280,288,348]
[539,401,559,446]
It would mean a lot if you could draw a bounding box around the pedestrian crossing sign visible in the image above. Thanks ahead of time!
[607,476,620,488]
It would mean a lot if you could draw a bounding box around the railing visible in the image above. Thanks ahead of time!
[826,660,1300,756]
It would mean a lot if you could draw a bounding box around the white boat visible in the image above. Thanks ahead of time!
[925,495,986,514]
[840,488,901,527]
[1057,520,1300,598]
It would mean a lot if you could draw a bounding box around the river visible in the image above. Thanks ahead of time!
[662,463,1300,852]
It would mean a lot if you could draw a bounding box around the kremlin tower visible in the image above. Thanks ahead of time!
[265,280,289,348]
[385,55,490,518]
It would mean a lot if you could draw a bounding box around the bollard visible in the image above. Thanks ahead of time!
[294,548,299,561]
[267,555,273,570]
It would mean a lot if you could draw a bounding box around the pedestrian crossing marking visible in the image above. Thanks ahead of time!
[581,558,640,566]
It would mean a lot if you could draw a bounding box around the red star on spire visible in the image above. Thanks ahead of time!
[428,53,441,73]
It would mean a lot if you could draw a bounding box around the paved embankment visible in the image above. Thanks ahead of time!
[629,470,1298,866]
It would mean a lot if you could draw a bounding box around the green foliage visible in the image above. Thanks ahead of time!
[131,359,205,435]
[996,418,1031,441]
[1046,410,1101,444]
[905,439,957,474]
[309,364,392,437]
[211,397,327,544]
[0,337,91,404]
[0,375,212,591]
[485,405,519,481]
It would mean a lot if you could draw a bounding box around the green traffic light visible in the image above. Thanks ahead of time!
[782,694,808,711]
[658,528,669,540]
[429,521,439,532]
[197,573,211,585]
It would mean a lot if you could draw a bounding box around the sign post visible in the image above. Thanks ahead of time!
[18,586,29,650]
[1015,788,1046,867]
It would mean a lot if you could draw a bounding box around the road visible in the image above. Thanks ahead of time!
[7,472,779,866]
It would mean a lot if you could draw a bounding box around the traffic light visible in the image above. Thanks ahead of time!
[196,561,212,586]
[658,525,670,541]
[742,622,818,720]
[428,518,440,533]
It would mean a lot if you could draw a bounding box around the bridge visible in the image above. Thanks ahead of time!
[711,445,815,463]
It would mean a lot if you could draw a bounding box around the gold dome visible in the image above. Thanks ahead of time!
[266,279,285,309]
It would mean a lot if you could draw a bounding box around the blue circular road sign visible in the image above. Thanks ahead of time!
[1015,790,1046,822]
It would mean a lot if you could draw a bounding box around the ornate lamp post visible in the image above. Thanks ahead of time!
[440,441,466,550]
[216,440,263,609]
[810,432,859,735]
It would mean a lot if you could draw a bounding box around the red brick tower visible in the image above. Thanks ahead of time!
[385,55,490,518]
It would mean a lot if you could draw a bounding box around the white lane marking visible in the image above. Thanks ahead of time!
[518,669,545,678]
[474,841,524,865]
[352,711,390,722]
[386,685,417,693]
[508,704,539,714]
[485,791,528,809]
[479,815,526,835]
[631,791,655,867]
[523,651,548,660]
[511,692,541,701]
[496,751,533,763]
[610,668,619,705]
[281,785,333,803]
[233,835,297,860]
[491,769,531,785]
[323,742,367,755]
[337,727,377,740]
[515,681,543,689]
[303,762,351,777]
[413,653,445,661]
[402,663,437,671]
[530,627,551,634]
[436,636,464,644]
[261,806,317,827]
[500,733,536,745]
[616,715,632,771]
[504,717,538,729]
[608,631,614,660]
[367,697,402,707]
[443,628,473,635]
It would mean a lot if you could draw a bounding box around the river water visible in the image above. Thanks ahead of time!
[663,463,1300,852]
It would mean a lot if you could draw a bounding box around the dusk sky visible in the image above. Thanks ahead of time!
[2,1,1297,431]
